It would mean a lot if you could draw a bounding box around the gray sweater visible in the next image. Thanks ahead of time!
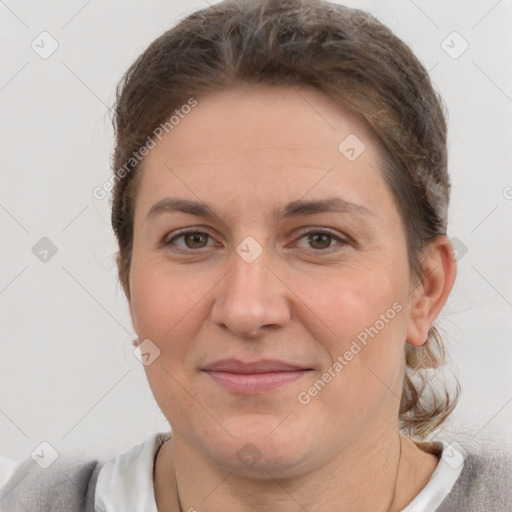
[1,448,511,511]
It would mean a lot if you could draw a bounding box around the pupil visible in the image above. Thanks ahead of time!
[309,233,330,249]
[187,233,206,248]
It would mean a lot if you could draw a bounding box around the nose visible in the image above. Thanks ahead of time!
[211,244,291,339]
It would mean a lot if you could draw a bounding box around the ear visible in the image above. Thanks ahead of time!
[406,235,457,346]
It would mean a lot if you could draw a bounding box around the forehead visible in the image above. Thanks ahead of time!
[135,84,390,219]
[165,84,376,156]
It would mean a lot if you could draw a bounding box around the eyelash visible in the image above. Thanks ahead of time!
[162,228,349,254]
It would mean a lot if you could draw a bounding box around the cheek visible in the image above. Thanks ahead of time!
[292,261,409,350]
[129,262,207,418]
[129,259,201,348]
[293,262,410,405]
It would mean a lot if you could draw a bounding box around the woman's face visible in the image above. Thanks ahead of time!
[129,84,423,475]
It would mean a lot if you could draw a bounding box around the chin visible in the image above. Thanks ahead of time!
[208,415,315,477]
[216,444,311,480]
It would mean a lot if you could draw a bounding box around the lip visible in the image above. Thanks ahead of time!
[202,359,312,394]
[203,358,309,373]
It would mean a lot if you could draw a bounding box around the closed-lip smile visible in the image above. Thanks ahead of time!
[202,359,312,394]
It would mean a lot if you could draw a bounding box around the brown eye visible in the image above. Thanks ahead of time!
[182,232,209,249]
[307,233,333,250]
[164,230,215,251]
[292,229,348,252]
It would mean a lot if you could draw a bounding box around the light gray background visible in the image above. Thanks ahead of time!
[1,0,511,462]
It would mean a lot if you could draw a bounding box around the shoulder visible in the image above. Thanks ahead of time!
[0,454,103,512]
[436,446,512,511]
[0,431,171,512]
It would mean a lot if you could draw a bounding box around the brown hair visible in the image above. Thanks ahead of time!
[110,0,459,437]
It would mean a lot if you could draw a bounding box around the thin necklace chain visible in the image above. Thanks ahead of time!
[388,433,403,512]
[174,435,403,512]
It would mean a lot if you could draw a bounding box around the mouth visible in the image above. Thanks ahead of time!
[201,359,313,394]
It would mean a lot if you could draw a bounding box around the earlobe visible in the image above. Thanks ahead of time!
[406,235,457,347]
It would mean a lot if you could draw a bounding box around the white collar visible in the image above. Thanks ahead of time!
[401,440,465,511]
[95,431,171,512]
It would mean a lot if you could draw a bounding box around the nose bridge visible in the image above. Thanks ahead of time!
[232,241,269,297]
[230,226,273,292]
[229,239,273,313]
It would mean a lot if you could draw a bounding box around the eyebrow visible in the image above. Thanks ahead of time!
[146,196,373,223]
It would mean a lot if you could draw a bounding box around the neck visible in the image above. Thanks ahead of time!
[154,429,440,512]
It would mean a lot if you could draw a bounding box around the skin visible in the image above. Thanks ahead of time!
[127,84,457,511]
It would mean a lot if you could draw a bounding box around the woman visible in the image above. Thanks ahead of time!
[1,0,510,510]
